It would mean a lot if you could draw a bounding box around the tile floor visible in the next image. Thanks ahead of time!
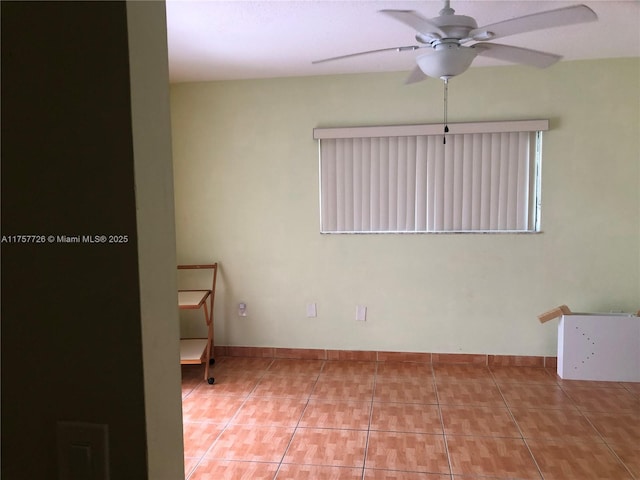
[181,357,639,479]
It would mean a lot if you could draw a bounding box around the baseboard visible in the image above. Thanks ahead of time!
[213,345,557,368]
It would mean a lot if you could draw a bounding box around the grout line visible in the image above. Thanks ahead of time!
[275,360,315,478]
[274,360,324,478]
[494,377,546,480]
[581,409,638,480]
[360,361,378,479]
[433,364,455,479]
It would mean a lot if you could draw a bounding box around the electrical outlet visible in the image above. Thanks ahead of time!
[356,305,367,321]
[306,303,317,318]
[238,302,247,317]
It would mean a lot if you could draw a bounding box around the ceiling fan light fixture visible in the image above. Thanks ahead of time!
[416,45,477,80]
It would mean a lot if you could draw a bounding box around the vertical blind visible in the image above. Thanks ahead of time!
[316,121,546,233]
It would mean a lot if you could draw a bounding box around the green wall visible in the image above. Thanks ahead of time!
[171,58,639,356]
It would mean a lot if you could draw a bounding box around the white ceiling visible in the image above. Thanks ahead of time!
[166,0,640,83]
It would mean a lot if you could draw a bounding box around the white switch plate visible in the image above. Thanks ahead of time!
[356,305,367,321]
[57,421,109,480]
[306,303,317,317]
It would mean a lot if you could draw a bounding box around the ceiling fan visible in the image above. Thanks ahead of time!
[313,1,598,83]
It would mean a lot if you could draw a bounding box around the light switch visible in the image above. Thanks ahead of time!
[356,305,367,321]
[57,421,109,480]
[70,444,92,480]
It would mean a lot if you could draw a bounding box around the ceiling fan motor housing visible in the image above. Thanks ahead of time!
[428,14,477,42]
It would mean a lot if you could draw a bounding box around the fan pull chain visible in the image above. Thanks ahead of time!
[443,78,449,145]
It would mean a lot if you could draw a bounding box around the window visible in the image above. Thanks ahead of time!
[314,120,547,233]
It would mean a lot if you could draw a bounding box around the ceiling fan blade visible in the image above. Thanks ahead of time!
[312,45,422,64]
[380,10,447,37]
[405,66,430,84]
[470,4,597,42]
[473,43,562,68]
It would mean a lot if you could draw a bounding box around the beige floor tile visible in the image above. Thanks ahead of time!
[583,411,640,444]
[608,443,640,478]
[376,362,433,379]
[184,456,200,479]
[365,431,449,474]
[450,476,506,480]
[562,386,639,413]
[511,407,601,441]
[620,382,640,396]
[183,422,225,457]
[276,464,363,479]
[374,377,437,404]
[490,366,556,385]
[433,364,494,383]
[182,366,203,389]
[441,405,519,437]
[364,469,450,479]
[182,394,246,423]
[216,356,274,373]
[183,380,201,399]
[553,377,627,389]
[193,372,262,397]
[321,360,377,377]
[436,381,506,407]
[251,373,318,398]
[299,399,372,430]
[206,425,294,462]
[312,376,374,401]
[283,428,367,468]
[499,383,576,410]
[231,397,307,427]
[267,359,324,375]
[370,402,443,434]
[189,459,279,480]
[527,438,633,479]
[446,436,540,479]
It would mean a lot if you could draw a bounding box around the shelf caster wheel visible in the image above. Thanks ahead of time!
[209,358,215,366]
[207,377,215,385]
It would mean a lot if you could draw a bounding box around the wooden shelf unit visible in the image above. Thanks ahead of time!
[178,263,218,384]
